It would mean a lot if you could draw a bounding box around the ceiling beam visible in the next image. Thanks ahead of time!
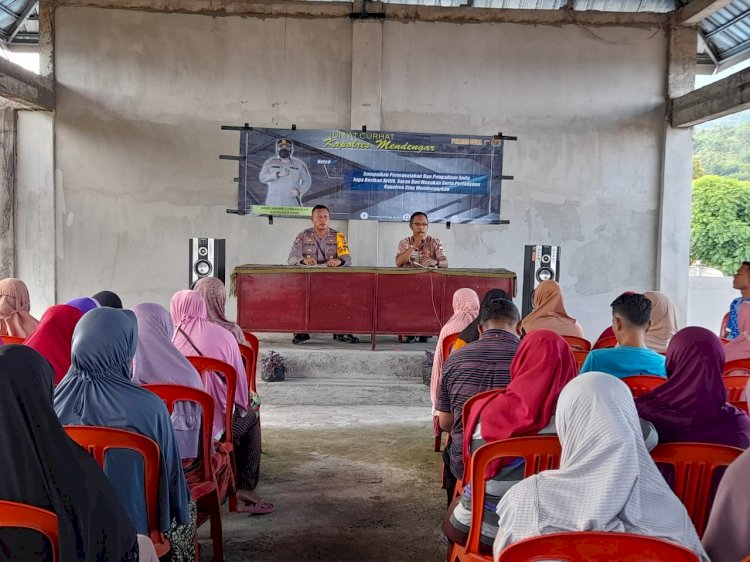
[7,1,38,43]
[0,55,53,110]
[675,0,734,25]
[671,66,750,127]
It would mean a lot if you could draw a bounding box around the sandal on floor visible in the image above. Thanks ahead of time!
[337,334,360,344]
[237,501,274,514]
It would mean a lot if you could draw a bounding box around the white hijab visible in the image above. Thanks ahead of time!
[492,372,709,562]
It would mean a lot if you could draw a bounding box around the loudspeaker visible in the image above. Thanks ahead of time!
[189,238,225,287]
[522,245,561,317]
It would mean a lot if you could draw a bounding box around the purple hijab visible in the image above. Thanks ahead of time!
[65,297,100,314]
[132,303,204,459]
[636,326,750,448]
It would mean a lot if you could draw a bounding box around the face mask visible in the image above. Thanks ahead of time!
[278,149,291,159]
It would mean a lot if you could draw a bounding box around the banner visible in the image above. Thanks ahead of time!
[236,127,506,224]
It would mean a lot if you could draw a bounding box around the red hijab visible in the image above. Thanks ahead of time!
[462,329,577,474]
[25,305,83,384]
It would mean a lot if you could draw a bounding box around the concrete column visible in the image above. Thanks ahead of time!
[347,19,384,267]
[38,1,54,80]
[657,27,696,326]
[0,109,15,278]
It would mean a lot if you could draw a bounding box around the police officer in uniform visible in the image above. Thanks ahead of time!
[259,138,312,207]
[287,205,358,344]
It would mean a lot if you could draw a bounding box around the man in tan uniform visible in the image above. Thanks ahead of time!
[287,205,356,344]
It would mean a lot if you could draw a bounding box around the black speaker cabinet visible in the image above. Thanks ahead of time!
[522,245,561,317]
[189,238,225,287]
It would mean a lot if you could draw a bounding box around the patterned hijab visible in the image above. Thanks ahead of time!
[24,304,83,385]
[0,278,39,338]
[132,303,204,459]
[643,291,678,354]
[430,288,480,412]
[53,307,191,535]
[636,326,750,448]
[493,372,709,562]
[521,280,585,339]
[193,276,246,344]
[65,296,100,314]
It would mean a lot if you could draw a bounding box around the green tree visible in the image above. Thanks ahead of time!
[693,121,750,181]
[691,175,750,274]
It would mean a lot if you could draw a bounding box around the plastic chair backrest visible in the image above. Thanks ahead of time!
[186,356,237,446]
[142,384,216,486]
[650,442,743,537]
[442,332,460,360]
[238,343,257,394]
[0,501,60,562]
[722,374,749,402]
[731,400,749,413]
[242,331,260,392]
[592,336,617,350]
[623,375,666,398]
[64,425,167,553]
[496,531,699,562]
[724,359,750,377]
[464,436,562,559]
[458,388,504,484]
[572,350,588,373]
[720,338,731,346]
[720,311,729,338]
[562,335,591,352]
[2,335,25,345]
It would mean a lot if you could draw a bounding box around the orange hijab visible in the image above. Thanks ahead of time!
[0,278,39,338]
[521,280,584,339]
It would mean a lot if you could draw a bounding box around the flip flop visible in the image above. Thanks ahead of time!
[237,501,274,514]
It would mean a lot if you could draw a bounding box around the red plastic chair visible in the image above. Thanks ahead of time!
[186,355,239,513]
[650,442,743,537]
[724,359,750,376]
[722,374,749,402]
[238,343,258,395]
[443,332,461,360]
[562,335,591,352]
[592,336,618,350]
[720,311,729,338]
[496,531,699,562]
[622,375,666,398]
[142,384,223,562]
[64,426,170,558]
[451,436,562,562]
[242,331,260,394]
[572,350,588,373]
[1,335,25,344]
[0,501,59,562]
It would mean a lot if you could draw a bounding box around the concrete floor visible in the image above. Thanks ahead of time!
[198,405,448,561]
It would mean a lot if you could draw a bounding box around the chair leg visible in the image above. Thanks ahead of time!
[209,493,224,562]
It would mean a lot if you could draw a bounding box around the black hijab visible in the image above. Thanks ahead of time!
[458,289,512,344]
[92,291,123,309]
[0,344,138,562]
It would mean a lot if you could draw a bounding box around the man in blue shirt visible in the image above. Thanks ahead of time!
[580,293,666,379]
[723,261,750,340]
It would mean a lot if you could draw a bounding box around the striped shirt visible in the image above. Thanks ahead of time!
[436,329,520,479]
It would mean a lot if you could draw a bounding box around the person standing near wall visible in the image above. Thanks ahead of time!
[259,138,311,207]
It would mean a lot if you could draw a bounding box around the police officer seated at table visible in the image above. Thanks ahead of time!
[395,211,448,343]
[287,204,358,344]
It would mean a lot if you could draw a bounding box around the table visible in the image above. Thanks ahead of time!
[231,266,517,349]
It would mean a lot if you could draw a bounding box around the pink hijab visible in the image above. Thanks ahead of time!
[430,288,480,412]
[170,290,249,438]
[0,278,39,338]
[193,277,246,344]
[724,301,750,363]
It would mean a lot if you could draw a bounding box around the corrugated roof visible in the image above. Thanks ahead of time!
[698,0,750,70]
[0,0,37,44]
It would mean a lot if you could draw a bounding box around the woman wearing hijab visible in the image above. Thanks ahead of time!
[0,344,157,562]
[636,326,750,448]
[132,303,205,459]
[170,290,271,514]
[520,280,585,340]
[0,278,39,339]
[492,372,709,562]
[431,289,480,430]
[53,308,196,562]
[65,296,100,314]
[193,276,246,344]
[444,330,577,549]
[724,301,750,363]
[93,290,123,309]
[454,289,512,350]
[643,291,678,354]
[24,304,83,385]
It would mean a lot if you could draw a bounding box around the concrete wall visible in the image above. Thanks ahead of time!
[49,6,670,335]
[687,276,735,332]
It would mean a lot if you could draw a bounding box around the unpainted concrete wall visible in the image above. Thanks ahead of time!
[687,276,735,333]
[50,7,670,335]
